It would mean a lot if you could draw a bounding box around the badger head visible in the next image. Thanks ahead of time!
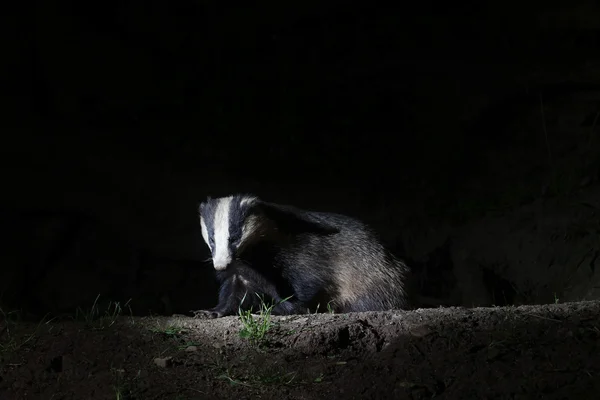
[198,194,258,271]
[198,194,340,271]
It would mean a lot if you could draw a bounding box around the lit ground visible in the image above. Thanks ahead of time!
[1,301,599,399]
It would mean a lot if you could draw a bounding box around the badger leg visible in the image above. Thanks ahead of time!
[192,260,305,318]
[192,309,224,319]
[193,274,249,318]
[270,299,308,315]
[192,285,305,318]
[235,270,310,316]
[193,270,279,318]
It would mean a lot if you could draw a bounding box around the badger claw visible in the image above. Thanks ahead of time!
[191,309,223,319]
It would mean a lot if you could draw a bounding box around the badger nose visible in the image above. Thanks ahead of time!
[213,258,231,271]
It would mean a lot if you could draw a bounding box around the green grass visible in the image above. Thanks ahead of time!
[74,294,133,330]
[149,324,186,337]
[314,301,336,314]
[217,368,297,387]
[237,293,293,346]
[0,307,54,357]
[209,350,298,389]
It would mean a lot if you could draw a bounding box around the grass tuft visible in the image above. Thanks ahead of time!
[75,294,132,330]
[237,293,292,346]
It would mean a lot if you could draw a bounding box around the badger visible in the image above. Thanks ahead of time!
[193,194,411,318]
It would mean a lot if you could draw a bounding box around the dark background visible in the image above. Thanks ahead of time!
[2,1,600,318]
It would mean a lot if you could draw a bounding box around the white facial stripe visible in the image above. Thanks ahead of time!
[200,217,208,245]
[212,196,233,270]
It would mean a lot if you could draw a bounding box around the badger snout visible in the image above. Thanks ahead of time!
[212,256,231,271]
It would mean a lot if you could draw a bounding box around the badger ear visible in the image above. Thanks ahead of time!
[253,201,340,235]
[199,196,212,211]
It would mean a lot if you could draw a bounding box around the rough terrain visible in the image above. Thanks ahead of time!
[1,301,599,400]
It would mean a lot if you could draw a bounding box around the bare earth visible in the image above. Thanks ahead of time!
[1,301,599,400]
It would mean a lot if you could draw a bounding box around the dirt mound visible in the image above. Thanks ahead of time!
[1,301,599,399]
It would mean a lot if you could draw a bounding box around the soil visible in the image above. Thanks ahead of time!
[1,301,599,400]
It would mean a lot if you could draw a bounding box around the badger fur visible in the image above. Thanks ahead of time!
[193,194,410,318]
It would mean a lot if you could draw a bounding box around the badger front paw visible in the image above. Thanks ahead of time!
[191,309,224,319]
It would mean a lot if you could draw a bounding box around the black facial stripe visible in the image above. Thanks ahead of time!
[229,195,252,244]
[200,199,217,246]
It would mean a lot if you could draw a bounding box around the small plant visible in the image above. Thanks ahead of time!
[313,300,335,315]
[111,367,133,400]
[113,381,128,400]
[0,307,52,355]
[327,301,335,314]
[177,340,201,350]
[213,355,297,388]
[149,324,186,337]
[0,306,22,324]
[237,293,292,346]
[75,294,132,330]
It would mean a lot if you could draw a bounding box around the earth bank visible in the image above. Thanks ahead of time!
[1,301,599,399]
